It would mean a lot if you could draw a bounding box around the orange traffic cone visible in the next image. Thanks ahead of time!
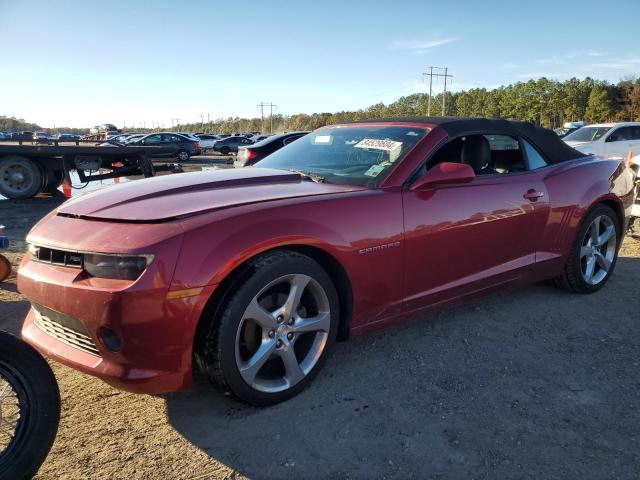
[61,179,71,198]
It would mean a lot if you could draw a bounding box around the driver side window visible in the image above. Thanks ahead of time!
[426,134,526,175]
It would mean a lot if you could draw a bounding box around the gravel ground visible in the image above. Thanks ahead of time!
[1,170,639,479]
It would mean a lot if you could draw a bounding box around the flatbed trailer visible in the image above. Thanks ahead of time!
[0,144,179,199]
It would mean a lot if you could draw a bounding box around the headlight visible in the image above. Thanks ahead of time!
[83,253,153,280]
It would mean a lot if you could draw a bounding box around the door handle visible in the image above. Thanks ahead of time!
[523,189,545,201]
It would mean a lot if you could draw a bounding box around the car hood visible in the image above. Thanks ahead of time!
[57,168,365,222]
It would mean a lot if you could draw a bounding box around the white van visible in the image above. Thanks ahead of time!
[563,122,640,159]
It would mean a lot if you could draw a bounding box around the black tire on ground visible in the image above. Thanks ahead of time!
[0,156,43,199]
[197,250,340,406]
[177,150,190,162]
[552,204,621,294]
[220,146,230,156]
[0,255,10,282]
[0,332,60,480]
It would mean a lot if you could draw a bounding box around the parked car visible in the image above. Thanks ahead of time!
[56,133,80,141]
[235,131,309,167]
[0,132,9,140]
[11,131,33,141]
[563,122,640,159]
[33,132,52,144]
[554,121,585,138]
[197,134,223,149]
[249,134,271,143]
[127,132,201,160]
[213,135,253,155]
[99,124,118,132]
[17,117,635,406]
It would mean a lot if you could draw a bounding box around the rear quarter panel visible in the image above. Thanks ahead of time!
[536,156,634,272]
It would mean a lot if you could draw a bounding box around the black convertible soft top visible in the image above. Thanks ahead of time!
[357,116,584,164]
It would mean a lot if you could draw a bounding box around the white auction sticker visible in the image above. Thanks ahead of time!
[354,138,402,152]
[314,135,332,144]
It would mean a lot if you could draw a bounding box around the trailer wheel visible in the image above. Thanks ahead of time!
[0,156,43,199]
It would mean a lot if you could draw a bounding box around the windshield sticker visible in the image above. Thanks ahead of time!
[363,164,387,177]
[314,135,332,144]
[354,138,403,152]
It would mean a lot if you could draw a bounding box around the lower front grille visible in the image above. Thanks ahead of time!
[32,303,101,356]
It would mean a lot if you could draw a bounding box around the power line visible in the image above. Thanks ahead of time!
[422,67,453,116]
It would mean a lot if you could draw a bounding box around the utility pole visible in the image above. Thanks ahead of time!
[422,67,453,116]
[257,102,266,132]
[257,102,277,133]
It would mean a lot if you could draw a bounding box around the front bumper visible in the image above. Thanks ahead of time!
[19,255,216,394]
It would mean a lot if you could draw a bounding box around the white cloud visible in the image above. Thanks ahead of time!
[388,37,460,55]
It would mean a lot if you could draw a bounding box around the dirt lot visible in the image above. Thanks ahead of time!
[1,172,639,479]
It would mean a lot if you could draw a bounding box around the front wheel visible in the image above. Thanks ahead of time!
[198,251,339,406]
[0,332,60,479]
[553,204,620,293]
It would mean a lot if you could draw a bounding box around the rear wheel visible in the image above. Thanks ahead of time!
[177,150,190,162]
[220,146,230,156]
[0,156,43,199]
[553,205,620,293]
[198,251,339,406]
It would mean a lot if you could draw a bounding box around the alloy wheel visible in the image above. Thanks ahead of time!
[580,214,617,285]
[235,273,331,393]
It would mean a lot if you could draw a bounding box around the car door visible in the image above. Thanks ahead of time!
[604,126,639,159]
[402,134,550,312]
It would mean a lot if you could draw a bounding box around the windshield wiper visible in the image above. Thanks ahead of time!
[287,169,325,183]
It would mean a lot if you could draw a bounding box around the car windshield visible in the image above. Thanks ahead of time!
[255,125,427,187]
[563,126,611,142]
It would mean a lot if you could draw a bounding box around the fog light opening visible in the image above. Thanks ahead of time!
[99,327,122,352]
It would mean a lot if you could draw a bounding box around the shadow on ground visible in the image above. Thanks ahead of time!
[165,257,640,479]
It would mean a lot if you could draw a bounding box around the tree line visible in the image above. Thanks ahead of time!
[177,77,640,134]
[3,77,639,135]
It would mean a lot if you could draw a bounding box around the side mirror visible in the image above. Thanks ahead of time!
[410,162,475,191]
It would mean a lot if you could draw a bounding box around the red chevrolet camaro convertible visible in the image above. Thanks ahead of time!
[18,118,635,405]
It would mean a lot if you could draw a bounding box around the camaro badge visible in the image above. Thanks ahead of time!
[358,241,401,254]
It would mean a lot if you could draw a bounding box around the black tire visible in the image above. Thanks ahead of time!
[220,146,230,156]
[0,332,60,480]
[552,204,621,293]
[198,250,340,406]
[0,255,10,282]
[0,156,43,199]
[177,150,190,162]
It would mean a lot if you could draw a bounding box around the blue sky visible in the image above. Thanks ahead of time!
[1,0,639,128]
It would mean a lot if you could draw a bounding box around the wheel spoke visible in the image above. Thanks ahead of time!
[595,252,611,272]
[596,225,615,246]
[584,256,596,282]
[243,298,277,329]
[277,343,305,386]
[282,274,310,319]
[589,218,600,245]
[292,312,331,333]
[580,246,592,259]
[239,339,277,385]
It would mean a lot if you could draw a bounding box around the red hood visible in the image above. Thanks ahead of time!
[57,168,365,222]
